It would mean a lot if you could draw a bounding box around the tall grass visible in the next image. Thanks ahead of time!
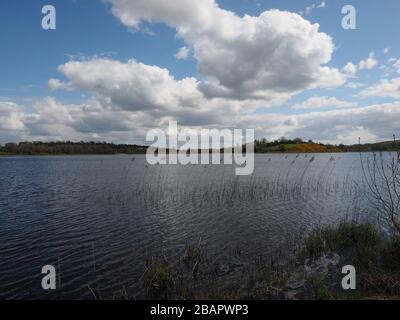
[301,221,400,298]
[301,221,381,269]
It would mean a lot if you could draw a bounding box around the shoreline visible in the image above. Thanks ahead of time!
[0,150,395,157]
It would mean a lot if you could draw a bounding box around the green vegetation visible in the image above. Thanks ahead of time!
[138,242,292,300]
[144,260,175,299]
[0,141,147,155]
[254,137,344,153]
[254,137,342,153]
[136,222,400,300]
[254,136,400,153]
[302,221,400,299]
[302,222,381,269]
[343,139,400,152]
[1,136,400,155]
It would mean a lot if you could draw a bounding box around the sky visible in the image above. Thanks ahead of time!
[1,0,400,145]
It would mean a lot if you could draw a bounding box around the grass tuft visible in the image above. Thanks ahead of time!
[302,221,381,270]
[144,261,174,299]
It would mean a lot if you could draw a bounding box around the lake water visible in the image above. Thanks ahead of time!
[0,153,376,299]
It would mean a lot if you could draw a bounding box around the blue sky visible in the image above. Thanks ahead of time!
[1,0,400,144]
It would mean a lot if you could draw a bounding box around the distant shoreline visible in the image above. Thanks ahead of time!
[0,152,145,157]
[0,150,397,157]
[1,138,399,156]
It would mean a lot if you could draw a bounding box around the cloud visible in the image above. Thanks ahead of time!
[0,97,160,143]
[346,82,365,89]
[107,0,217,30]
[10,1,398,146]
[342,52,378,77]
[107,1,345,101]
[342,62,358,77]
[383,47,391,54]
[384,58,400,74]
[175,46,190,60]
[49,57,293,117]
[359,52,378,70]
[359,77,400,99]
[49,58,204,112]
[48,78,75,91]
[292,96,358,110]
[241,102,400,144]
[0,101,26,131]
[376,58,400,77]
[47,57,296,142]
[395,60,400,74]
[300,1,326,16]
[3,94,400,146]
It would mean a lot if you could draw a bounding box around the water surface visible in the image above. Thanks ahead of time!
[0,153,374,299]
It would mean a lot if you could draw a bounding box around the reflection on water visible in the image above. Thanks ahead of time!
[0,153,375,299]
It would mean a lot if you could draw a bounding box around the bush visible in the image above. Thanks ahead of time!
[302,222,381,269]
[302,222,400,298]
[144,261,174,299]
[382,237,400,272]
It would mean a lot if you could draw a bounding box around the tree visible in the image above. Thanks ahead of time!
[5,143,18,153]
[360,135,400,236]
[278,145,286,153]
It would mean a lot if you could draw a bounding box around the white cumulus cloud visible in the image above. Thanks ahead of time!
[359,77,400,99]
[106,0,345,101]
[359,52,378,70]
[292,96,358,110]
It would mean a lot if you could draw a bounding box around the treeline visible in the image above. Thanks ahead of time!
[1,138,399,156]
[0,141,148,155]
[339,140,400,152]
[255,137,311,153]
[254,137,400,153]
[254,137,341,153]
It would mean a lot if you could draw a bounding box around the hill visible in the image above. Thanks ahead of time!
[254,138,342,153]
[341,140,400,152]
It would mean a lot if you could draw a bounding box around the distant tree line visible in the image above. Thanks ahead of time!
[339,136,400,152]
[0,141,148,155]
[255,137,304,152]
[254,137,324,153]
[254,136,400,153]
[1,137,399,155]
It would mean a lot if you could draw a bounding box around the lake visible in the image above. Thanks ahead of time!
[0,153,376,299]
